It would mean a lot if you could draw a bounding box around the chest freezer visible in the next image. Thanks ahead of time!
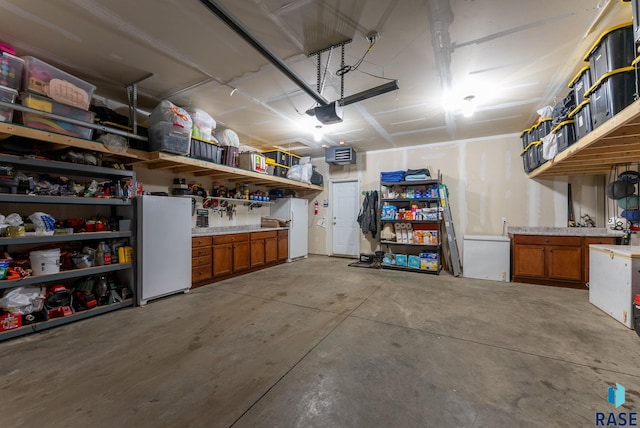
[463,235,511,282]
[589,244,640,328]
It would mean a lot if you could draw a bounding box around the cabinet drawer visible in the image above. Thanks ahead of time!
[192,266,212,282]
[192,255,211,269]
[213,233,250,245]
[192,236,212,248]
[512,235,581,246]
[277,229,289,237]
[192,246,212,258]
[251,231,277,240]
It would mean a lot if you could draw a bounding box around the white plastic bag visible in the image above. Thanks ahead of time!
[536,105,554,119]
[287,164,302,181]
[215,128,239,147]
[542,132,557,160]
[149,100,193,130]
[0,286,45,315]
[185,108,216,141]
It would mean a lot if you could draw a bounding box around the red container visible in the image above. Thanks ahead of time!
[0,312,22,331]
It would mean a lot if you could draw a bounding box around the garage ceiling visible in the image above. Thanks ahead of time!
[0,0,632,157]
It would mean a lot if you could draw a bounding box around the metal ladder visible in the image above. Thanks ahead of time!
[439,184,462,277]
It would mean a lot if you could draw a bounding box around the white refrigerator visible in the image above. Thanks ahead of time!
[136,195,192,305]
[589,245,640,328]
[270,198,308,261]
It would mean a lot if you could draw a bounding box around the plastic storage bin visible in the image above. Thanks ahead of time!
[19,93,95,139]
[569,65,592,106]
[521,144,533,173]
[584,23,634,83]
[21,56,96,110]
[148,121,191,155]
[520,127,531,149]
[536,117,553,140]
[189,136,222,163]
[0,52,24,90]
[21,92,95,123]
[552,120,576,153]
[263,150,290,167]
[568,100,592,140]
[0,85,17,123]
[586,66,636,129]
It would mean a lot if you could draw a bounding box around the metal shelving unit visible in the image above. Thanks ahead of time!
[379,175,443,275]
[0,154,136,341]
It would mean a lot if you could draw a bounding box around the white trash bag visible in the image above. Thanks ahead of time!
[0,286,45,315]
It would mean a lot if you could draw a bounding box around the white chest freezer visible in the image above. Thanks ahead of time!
[463,235,511,282]
[589,245,640,328]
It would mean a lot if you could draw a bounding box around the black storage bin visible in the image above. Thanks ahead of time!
[569,65,592,107]
[520,127,531,149]
[525,142,539,171]
[586,66,636,129]
[272,165,289,178]
[263,150,290,167]
[289,153,301,167]
[537,118,553,139]
[584,23,634,83]
[535,142,547,169]
[552,120,576,153]
[190,137,222,163]
[521,149,532,173]
[569,100,593,140]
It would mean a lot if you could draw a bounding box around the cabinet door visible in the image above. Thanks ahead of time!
[265,237,278,264]
[251,239,265,268]
[213,243,233,277]
[583,237,616,283]
[546,245,582,281]
[513,244,546,278]
[278,234,288,261]
[233,241,250,272]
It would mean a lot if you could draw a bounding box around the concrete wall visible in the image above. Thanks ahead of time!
[308,133,606,256]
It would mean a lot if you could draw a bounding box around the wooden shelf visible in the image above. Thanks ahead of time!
[0,122,323,192]
[0,122,151,161]
[135,152,324,191]
[529,98,640,178]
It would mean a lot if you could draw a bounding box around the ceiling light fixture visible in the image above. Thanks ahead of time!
[314,125,324,142]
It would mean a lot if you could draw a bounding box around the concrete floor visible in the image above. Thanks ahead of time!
[2,255,640,427]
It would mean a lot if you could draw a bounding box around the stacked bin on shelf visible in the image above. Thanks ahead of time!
[580,22,636,131]
[552,119,576,153]
[0,52,22,123]
[19,56,96,139]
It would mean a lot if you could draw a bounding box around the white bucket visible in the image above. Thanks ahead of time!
[29,248,61,276]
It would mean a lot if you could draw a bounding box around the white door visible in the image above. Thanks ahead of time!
[332,180,360,256]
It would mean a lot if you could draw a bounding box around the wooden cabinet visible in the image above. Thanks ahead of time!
[265,236,278,264]
[213,234,249,277]
[192,236,212,286]
[213,243,233,278]
[251,231,277,268]
[195,229,289,284]
[277,230,289,262]
[233,236,250,272]
[511,234,618,289]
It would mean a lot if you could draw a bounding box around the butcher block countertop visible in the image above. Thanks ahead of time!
[507,227,624,237]
[192,225,288,237]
